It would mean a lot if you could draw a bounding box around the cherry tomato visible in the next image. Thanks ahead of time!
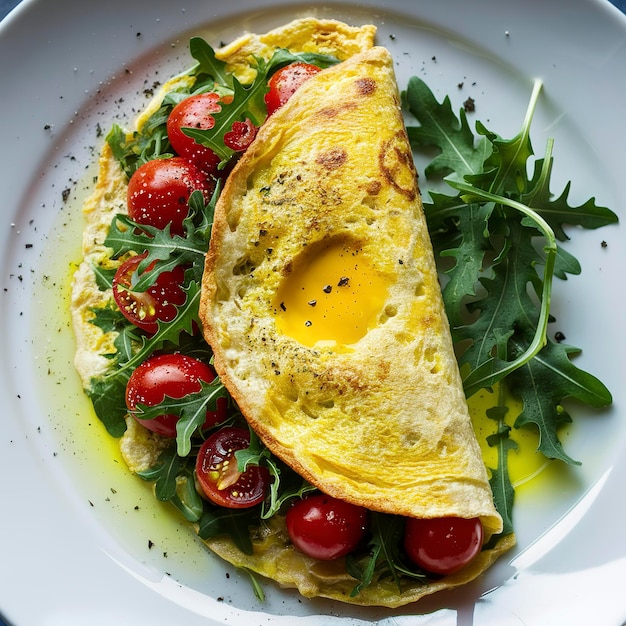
[126,353,227,437]
[223,118,257,152]
[112,253,186,334]
[285,493,368,560]
[166,93,223,176]
[264,62,322,116]
[195,427,270,509]
[127,157,213,236]
[403,517,484,576]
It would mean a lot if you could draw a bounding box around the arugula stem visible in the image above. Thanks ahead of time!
[452,182,557,395]
[522,80,543,143]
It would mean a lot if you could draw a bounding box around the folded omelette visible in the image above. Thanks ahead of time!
[71,17,513,609]
[200,45,512,604]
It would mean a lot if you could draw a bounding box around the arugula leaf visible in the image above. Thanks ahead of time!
[189,37,232,88]
[454,216,552,394]
[134,378,231,457]
[137,446,184,501]
[484,404,517,535]
[185,185,220,250]
[347,513,426,597]
[88,304,125,334]
[233,427,316,519]
[112,325,142,364]
[137,450,204,522]
[405,76,487,179]
[234,427,268,471]
[87,374,129,437]
[101,186,218,292]
[522,155,618,240]
[439,202,493,328]
[104,215,206,269]
[182,61,269,164]
[90,263,117,291]
[197,506,258,555]
[106,119,173,179]
[508,336,612,462]
[261,460,315,520]
[170,473,205,522]
[469,80,541,195]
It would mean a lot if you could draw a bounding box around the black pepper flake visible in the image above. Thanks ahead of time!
[463,97,475,112]
[305,320,312,327]
[555,331,566,343]
[259,229,267,237]
[308,300,317,307]
[62,188,71,202]
[338,276,350,287]
[148,540,155,549]
[25,244,33,249]
[280,301,286,311]
[601,240,608,248]
[323,285,332,294]
[398,259,404,265]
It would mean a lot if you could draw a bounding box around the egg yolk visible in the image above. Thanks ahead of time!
[273,239,388,347]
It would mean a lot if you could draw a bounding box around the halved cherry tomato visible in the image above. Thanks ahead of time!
[403,517,484,576]
[166,93,223,176]
[126,353,227,437]
[112,253,186,334]
[285,493,368,560]
[264,62,322,116]
[127,157,213,236]
[195,427,270,509]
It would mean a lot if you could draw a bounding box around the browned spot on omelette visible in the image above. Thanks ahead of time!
[316,148,348,170]
[379,131,418,200]
[355,77,377,96]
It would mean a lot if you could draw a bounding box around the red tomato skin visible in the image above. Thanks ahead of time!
[285,494,368,560]
[223,118,257,152]
[126,353,226,437]
[127,157,213,236]
[195,427,270,509]
[264,62,322,116]
[112,253,186,334]
[167,93,222,176]
[403,517,484,576]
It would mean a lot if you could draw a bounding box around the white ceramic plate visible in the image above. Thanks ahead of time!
[2,1,626,624]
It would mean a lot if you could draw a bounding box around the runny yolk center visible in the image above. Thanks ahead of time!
[273,239,389,347]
